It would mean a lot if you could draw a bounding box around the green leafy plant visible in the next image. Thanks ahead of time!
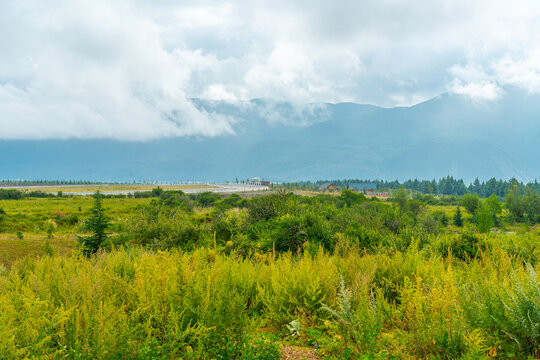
[323,277,382,356]
[242,334,281,360]
[286,319,302,337]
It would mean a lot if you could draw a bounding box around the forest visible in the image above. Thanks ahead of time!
[288,176,540,198]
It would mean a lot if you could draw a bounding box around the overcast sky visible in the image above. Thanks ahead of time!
[1,0,540,140]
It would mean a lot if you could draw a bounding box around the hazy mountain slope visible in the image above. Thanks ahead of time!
[1,88,539,182]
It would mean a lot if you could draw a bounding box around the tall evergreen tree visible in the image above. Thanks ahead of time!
[453,206,463,227]
[78,191,110,255]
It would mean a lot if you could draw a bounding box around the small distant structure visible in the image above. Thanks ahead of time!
[248,177,261,185]
[247,177,271,186]
[347,183,388,197]
[347,183,376,193]
[319,183,338,193]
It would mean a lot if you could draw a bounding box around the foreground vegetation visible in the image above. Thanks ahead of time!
[0,189,539,359]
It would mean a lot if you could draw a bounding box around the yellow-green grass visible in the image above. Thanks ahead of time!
[0,197,157,266]
[0,197,152,232]
[0,233,75,266]
[1,183,216,193]
[0,245,538,359]
[0,196,152,215]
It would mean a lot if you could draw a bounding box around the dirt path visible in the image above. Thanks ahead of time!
[281,346,321,360]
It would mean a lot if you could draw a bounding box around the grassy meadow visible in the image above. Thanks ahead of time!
[0,189,538,359]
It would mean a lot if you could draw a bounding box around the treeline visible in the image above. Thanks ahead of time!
[0,189,57,200]
[0,180,107,186]
[287,176,540,197]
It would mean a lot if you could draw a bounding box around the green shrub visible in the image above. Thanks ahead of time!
[127,205,206,249]
[462,263,540,358]
[247,193,290,223]
[339,190,366,207]
[323,278,382,356]
[242,334,281,360]
[193,191,221,207]
[438,232,486,261]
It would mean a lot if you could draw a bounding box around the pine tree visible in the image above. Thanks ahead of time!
[0,207,5,230]
[453,206,463,227]
[78,191,110,255]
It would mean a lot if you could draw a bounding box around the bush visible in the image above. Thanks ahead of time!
[323,278,382,356]
[461,193,480,215]
[215,194,247,211]
[241,334,281,360]
[339,190,366,207]
[247,193,290,223]
[127,205,205,249]
[0,189,24,200]
[344,223,385,252]
[420,214,441,235]
[133,191,154,198]
[193,191,221,207]
[462,263,540,358]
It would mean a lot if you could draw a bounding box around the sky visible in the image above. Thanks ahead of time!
[1,0,540,140]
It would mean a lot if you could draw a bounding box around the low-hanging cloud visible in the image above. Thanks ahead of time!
[1,0,540,140]
[0,0,235,140]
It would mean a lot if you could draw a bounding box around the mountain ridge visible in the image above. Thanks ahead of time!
[1,88,539,182]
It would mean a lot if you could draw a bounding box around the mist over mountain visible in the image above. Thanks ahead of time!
[1,87,539,183]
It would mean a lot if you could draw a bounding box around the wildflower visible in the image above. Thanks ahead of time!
[489,348,497,357]
[335,334,342,340]
[226,240,232,246]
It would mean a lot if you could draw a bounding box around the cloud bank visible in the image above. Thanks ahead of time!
[1,0,540,140]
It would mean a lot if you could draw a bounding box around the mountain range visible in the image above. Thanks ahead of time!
[1,87,539,183]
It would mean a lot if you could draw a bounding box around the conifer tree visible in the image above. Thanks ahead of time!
[453,205,463,227]
[78,191,110,255]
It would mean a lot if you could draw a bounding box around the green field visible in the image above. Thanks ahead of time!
[0,190,539,359]
[0,197,152,265]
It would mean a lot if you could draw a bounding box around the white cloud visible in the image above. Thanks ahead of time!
[449,80,503,101]
[1,0,540,139]
[173,5,231,28]
[0,0,234,140]
[494,51,540,93]
[200,84,240,102]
